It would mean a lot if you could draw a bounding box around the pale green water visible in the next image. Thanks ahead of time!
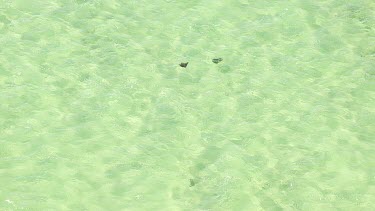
[0,0,374,210]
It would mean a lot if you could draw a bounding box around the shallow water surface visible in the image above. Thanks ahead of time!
[0,0,374,210]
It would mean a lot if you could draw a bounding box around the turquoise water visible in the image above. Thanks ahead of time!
[0,0,374,210]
